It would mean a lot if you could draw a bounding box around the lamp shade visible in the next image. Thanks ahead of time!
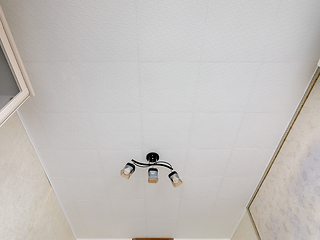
[148,168,158,183]
[120,162,135,179]
[168,171,182,187]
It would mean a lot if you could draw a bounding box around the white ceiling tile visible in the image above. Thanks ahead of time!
[3,0,138,61]
[176,217,209,238]
[234,112,291,149]
[66,177,109,201]
[146,217,177,237]
[211,199,247,219]
[202,0,280,61]
[92,112,142,149]
[75,200,113,219]
[137,0,208,61]
[246,62,315,113]
[263,0,320,62]
[22,62,89,113]
[38,112,94,150]
[36,149,64,178]
[190,113,243,148]
[55,149,103,178]
[180,176,222,199]
[110,199,146,219]
[140,63,198,112]
[68,218,89,239]
[107,176,145,200]
[224,148,274,177]
[17,112,51,150]
[83,218,116,238]
[205,217,240,238]
[195,63,259,112]
[142,113,192,149]
[113,217,147,238]
[146,199,180,218]
[179,199,214,219]
[81,62,140,113]
[217,177,260,200]
[50,178,81,219]
[185,149,232,177]
[99,149,144,178]
[144,177,183,200]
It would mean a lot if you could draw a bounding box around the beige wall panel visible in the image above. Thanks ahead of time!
[0,113,75,240]
[249,78,320,239]
[231,210,259,240]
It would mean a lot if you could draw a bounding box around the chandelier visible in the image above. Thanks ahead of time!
[120,152,183,187]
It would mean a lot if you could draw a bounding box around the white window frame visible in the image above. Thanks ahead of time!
[0,6,34,127]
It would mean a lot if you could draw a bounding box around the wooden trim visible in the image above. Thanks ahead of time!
[245,66,320,239]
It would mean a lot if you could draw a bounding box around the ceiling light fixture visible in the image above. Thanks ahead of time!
[120,152,183,187]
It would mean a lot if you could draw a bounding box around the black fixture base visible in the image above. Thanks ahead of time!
[146,152,159,163]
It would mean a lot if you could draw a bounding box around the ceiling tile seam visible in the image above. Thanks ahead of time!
[260,0,283,62]
[199,0,210,62]
[203,110,246,233]
[135,0,148,235]
[175,33,210,223]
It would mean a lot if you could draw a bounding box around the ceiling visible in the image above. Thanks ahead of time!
[1,0,320,239]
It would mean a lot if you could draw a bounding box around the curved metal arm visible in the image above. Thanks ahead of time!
[131,159,173,170]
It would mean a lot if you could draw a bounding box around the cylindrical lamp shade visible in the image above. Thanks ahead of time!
[168,171,182,187]
[148,168,158,183]
[120,162,135,179]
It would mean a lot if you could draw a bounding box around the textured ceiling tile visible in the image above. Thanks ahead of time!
[202,0,280,61]
[144,178,183,200]
[180,176,222,199]
[81,62,141,113]
[137,0,208,61]
[176,217,209,238]
[66,177,109,201]
[17,112,51,150]
[22,62,89,113]
[190,112,244,149]
[142,112,192,149]
[113,217,147,238]
[140,62,198,112]
[206,217,240,238]
[36,149,64,178]
[110,199,146,219]
[1,0,138,61]
[55,149,103,178]
[83,218,116,239]
[185,149,232,177]
[38,112,94,150]
[217,176,260,200]
[234,112,291,149]
[246,62,315,113]
[263,0,320,62]
[75,200,113,219]
[67,218,89,239]
[179,199,214,219]
[146,199,180,218]
[107,176,145,200]
[50,178,82,219]
[146,217,177,237]
[195,63,259,112]
[92,112,142,149]
[224,148,274,177]
[211,199,247,219]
